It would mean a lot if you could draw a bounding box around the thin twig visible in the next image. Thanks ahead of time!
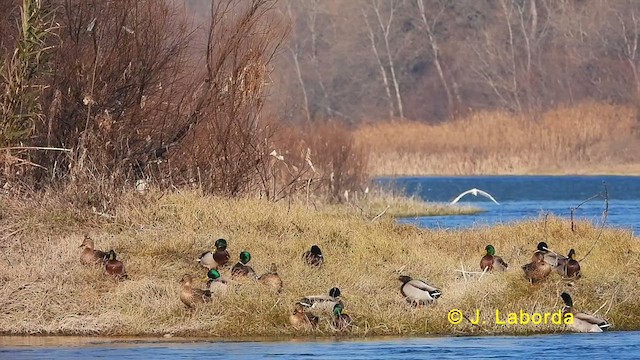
[370,205,390,222]
[579,183,609,262]
[570,193,601,233]
[0,146,72,152]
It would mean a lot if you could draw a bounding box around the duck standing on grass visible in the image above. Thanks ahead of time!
[300,287,343,313]
[332,303,352,330]
[180,274,212,308]
[231,251,257,279]
[302,245,324,267]
[522,243,553,283]
[480,244,508,271]
[79,236,108,265]
[258,263,283,292]
[561,292,611,332]
[105,250,128,280]
[206,269,228,294]
[289,302,319,330]
[398,275,441,306]
[197,238,230,270]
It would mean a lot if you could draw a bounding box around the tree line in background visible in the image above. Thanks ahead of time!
[261,0,640,123]
[0,0,367,209]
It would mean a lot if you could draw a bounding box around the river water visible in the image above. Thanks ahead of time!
[376,175,640,233]
[2,175,638,358]
[2,332,639,359]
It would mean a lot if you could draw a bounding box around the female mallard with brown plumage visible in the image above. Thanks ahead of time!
[258,263,283,292]
[522,243,553,283]
[197,238,230,270]
[561,292,611,332]
[231,251,257,279]
[289,302,319,330]
[179,274,212,308]
[105,250,128,280]
[398,275,441,306]
[79,236,108,265]
[480,244,508,271]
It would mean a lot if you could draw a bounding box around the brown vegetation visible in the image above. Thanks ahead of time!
[0,191,637,336]
[356,103,640,176]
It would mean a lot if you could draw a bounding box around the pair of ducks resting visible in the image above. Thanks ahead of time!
[522,242,581,283]
[79,236,127,279]
[290,287,352,330]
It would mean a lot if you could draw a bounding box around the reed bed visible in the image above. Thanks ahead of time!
[0,191,638,337]
[356,103,640,176]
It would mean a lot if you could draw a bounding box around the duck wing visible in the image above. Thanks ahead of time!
[574,312,609,327]
[494,256,508,270]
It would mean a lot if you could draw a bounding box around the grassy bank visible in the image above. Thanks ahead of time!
[0,191,638,337]
[356,103,640,176]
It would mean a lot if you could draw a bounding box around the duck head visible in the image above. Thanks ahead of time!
[310,245,322,256]
[107,250,117,261]
[180,274,193,286]
[215,238,228,250]
[293,302,305,314]
[239,251,251,264]
[79,236,94,249]
[207,269,221,280]
[329,287,341,298]
[561,292,573,307]
[567,249,576,259]
[333,303,344,317]
[537,242,549,251]
[485,244,496,256]
[398,275,413,284]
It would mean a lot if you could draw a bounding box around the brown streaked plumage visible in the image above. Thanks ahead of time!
[289,302,319,330]
[179,274,212,308]
[258,263,283,292]
[79,236,108,265]
[522,250,552,283]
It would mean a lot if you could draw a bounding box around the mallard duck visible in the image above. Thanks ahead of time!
[289,302,319,330]
[105,250,128,280]
[231,251,257,279]
[206,269,228,294]
[300,287,343,313]
[398,275,441,305]
[302,245,324,267]
[332,303,352,330]
[561,292,611,332]
[258,263,283,292]
[480,244,508,271]
[79,236,108,265]
[179,274,212,308]
[197,238,230,270]
[533,241,565,266]
[522,248,552,283]
[555,249,581,279]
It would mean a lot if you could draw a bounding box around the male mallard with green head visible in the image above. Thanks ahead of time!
[300,287,343,313]
[79,236,108,265]
[197,238,230,270]
[398,275,441,306]
[289,302,319,330]
[258,263,283,292]
[179,274,212,308]
[522,243,553,283]
[561,292,611,332]
[302,245,324,267]
[332,303,352,330]
[231,251,257,279]
[206,269,228,294]
[105,250,128,280]
[480,244,508,271]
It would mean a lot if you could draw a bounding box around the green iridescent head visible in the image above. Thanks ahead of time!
[240,251,251,264]
[333,303,344,316]
[215,238,228,250]
[485,245,496,256]
[207,269,221,280]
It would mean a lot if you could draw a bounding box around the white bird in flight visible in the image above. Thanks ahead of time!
[450,188,500,205]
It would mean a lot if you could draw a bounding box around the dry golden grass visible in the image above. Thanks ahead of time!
[356,102,640,176]
[0,190,638,337]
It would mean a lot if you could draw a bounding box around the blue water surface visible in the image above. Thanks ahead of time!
[1,332,639,359]
[375,175,640,233]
